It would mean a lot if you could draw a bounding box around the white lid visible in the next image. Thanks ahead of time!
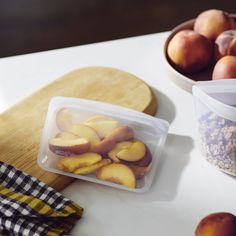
[192,79,236,122]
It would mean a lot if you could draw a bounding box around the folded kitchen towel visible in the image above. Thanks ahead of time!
[0,161,83,236]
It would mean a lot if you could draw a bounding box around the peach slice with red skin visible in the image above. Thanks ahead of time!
[116,140,146,162]
[83,115,119,139]
[57,152,102,172]
[89,126,134,154]
[49,132,90,156]
[69,124,101,145]
[108,125,134,143]
[90,137,116,155]
[127,164,151,180]
[108,141,132,162]
[74,159,111,175]
[56,108,74,131]
[97,163,136,188]
[124,146,152,167]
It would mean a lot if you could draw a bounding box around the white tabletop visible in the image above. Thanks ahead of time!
[0,32,235,236]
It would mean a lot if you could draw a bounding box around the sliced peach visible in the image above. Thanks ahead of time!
[56,108,74,131]
[97,163,136,188]
[127,147,152,167]
[57,152,102,172]
[127,164,151,179]
[49,136,89,156]
[84,117,118,138]
[116,140,146,162]
[69,124,100,145]
[89,126,134,155]
[89,137,116,154]
[108,141,132,162]
[74,159,111,175]
[107,125,134,143]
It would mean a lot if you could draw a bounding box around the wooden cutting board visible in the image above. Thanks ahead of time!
[0,67,157,191]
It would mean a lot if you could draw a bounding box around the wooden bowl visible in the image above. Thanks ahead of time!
[163,15,236,93]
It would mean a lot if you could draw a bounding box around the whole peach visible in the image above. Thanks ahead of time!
[228,37,236,56]
[212,55,236,80]
[195,212,236,236]
[215,30,236,61]
[167,30,212,73]
[194,9,236,41]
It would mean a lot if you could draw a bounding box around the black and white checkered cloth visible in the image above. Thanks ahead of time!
[0,161,83,236]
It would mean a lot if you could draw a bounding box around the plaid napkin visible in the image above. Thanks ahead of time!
[0,162,83,236]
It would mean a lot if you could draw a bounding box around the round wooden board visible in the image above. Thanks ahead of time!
[46,66,157,115]
[0,66,157,191]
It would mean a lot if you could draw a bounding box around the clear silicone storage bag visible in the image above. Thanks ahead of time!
[38,97,169,193]
[192,79,236,175]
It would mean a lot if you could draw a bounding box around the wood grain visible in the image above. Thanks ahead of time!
[0,67,157,191]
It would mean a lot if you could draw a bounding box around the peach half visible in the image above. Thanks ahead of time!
[49,132,89,156]
[97,163,136,188]
[57,152,102,172]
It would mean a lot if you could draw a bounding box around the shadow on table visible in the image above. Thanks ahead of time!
[152,87,176,124]
[122,133,193,202]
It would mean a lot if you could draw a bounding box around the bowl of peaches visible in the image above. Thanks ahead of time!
[164,9,236,92]
[38,97,169,192]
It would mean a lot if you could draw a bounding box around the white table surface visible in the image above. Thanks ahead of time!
[0,32,235,236]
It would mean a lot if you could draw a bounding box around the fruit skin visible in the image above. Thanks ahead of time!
[49,137,90,156]
[167,30,212,73]
[229,38,236,57]
[194,9,236,41]
[212,55,236,80]
[97,163,136,188]
[195,212,236,236]
[127,164,151,180]
[215,30,236,61]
